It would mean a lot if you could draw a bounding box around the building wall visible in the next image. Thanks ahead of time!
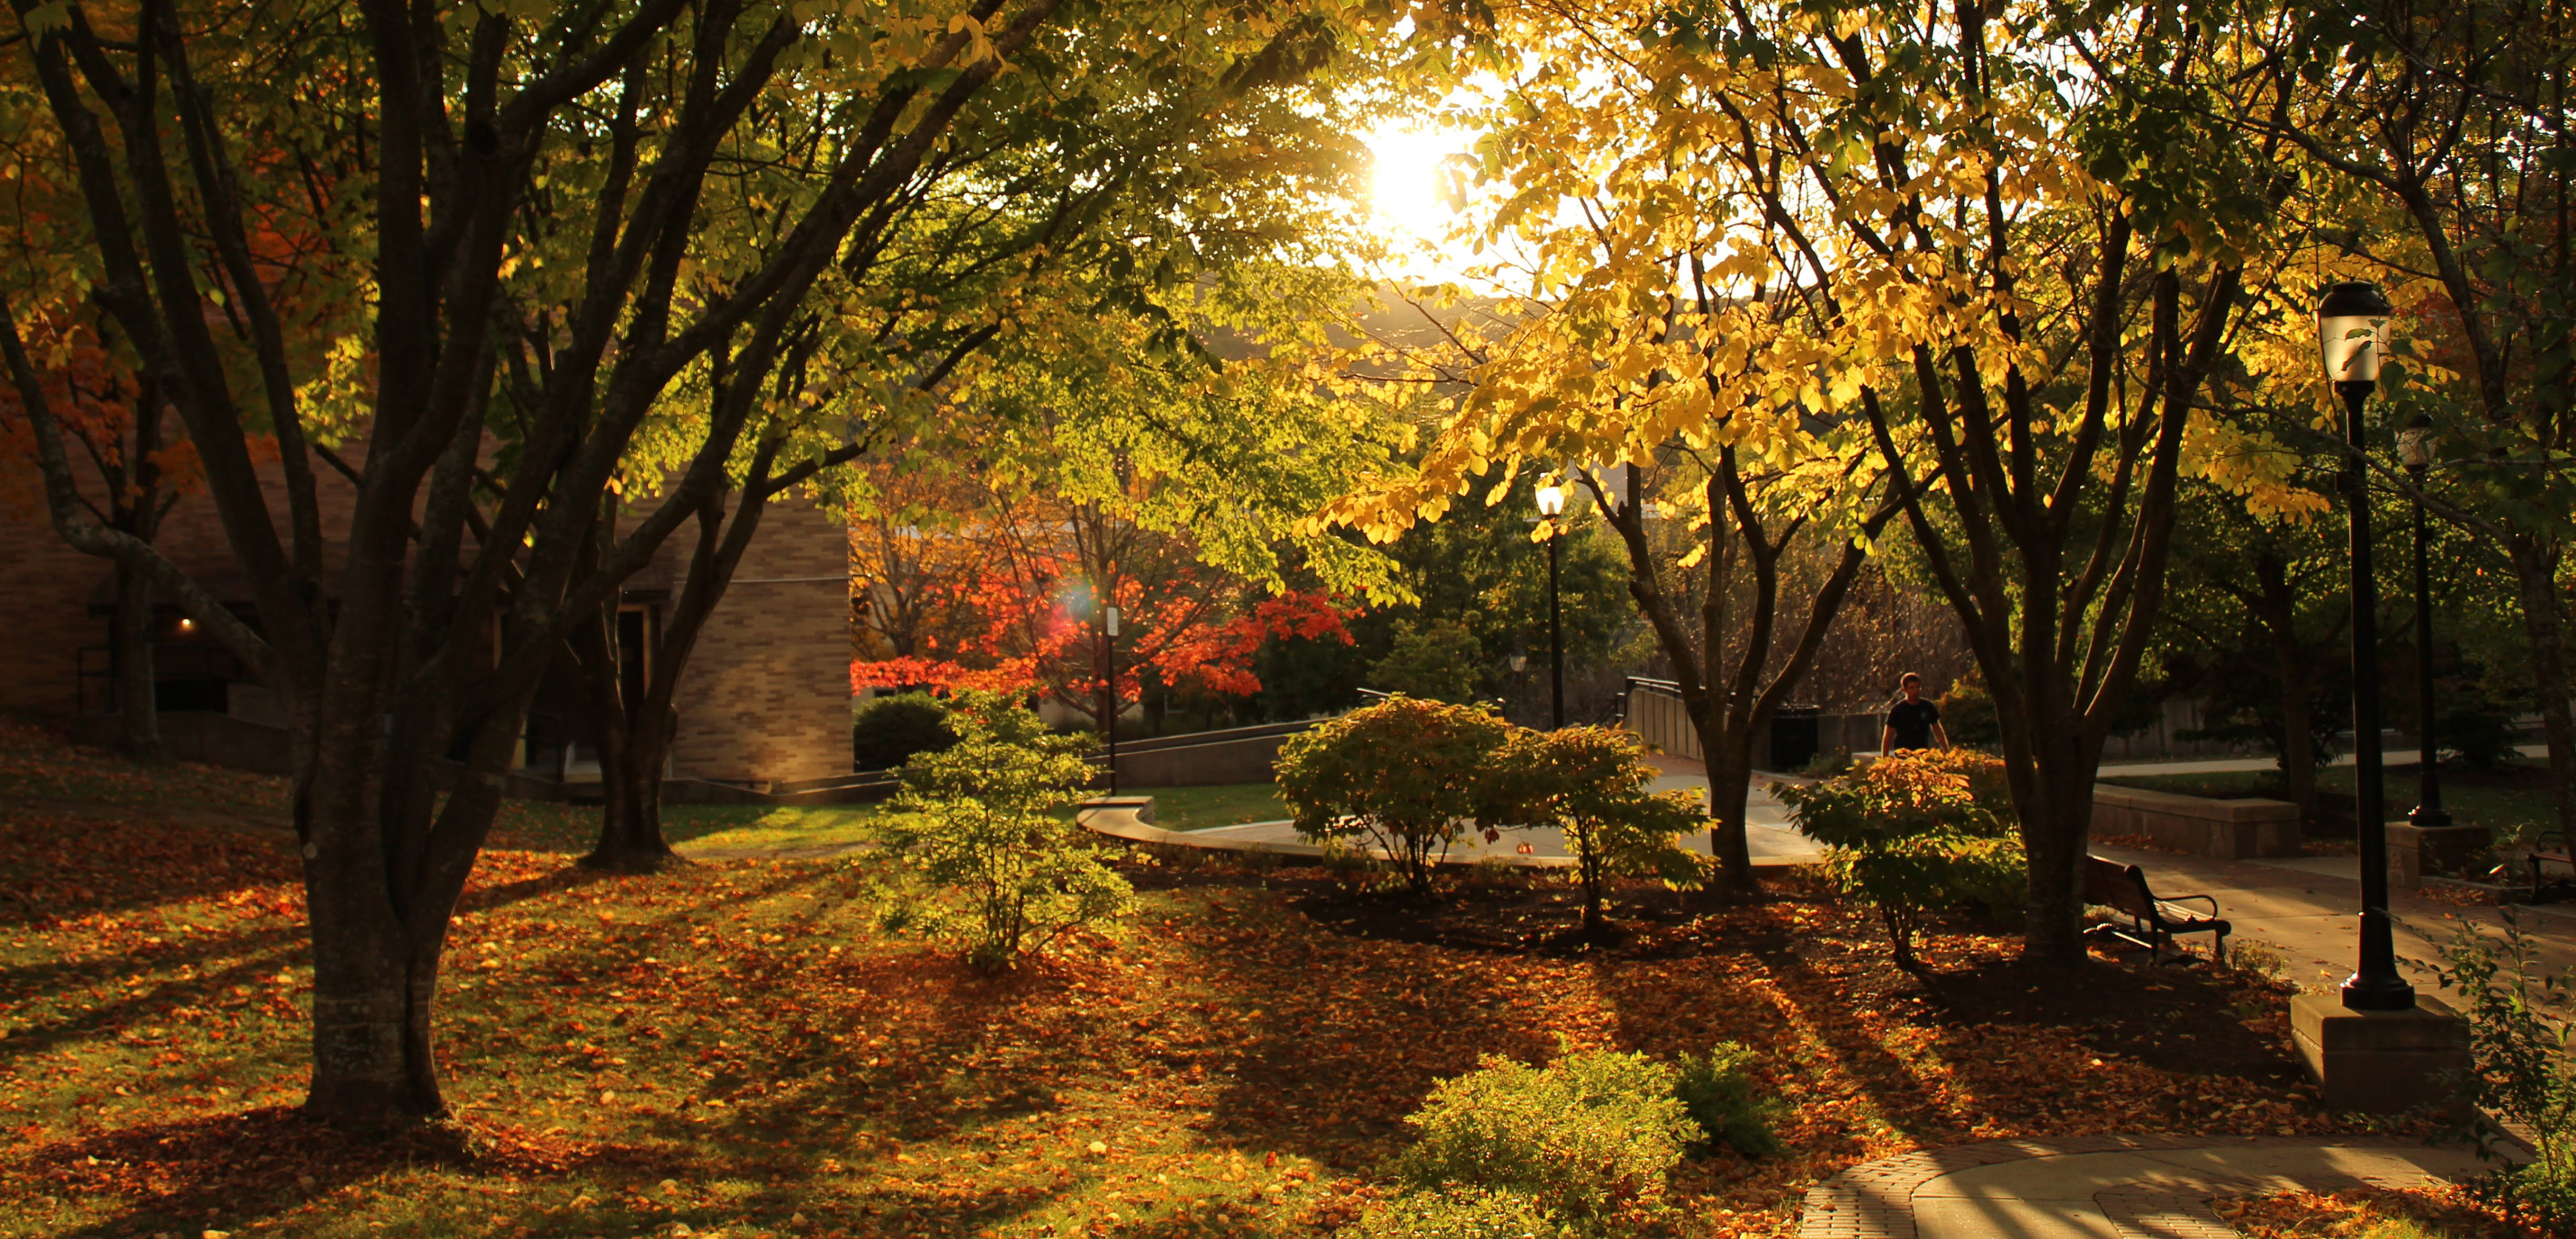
[2,450,854,788]
[667,497,854,786]
[0,449,363,719]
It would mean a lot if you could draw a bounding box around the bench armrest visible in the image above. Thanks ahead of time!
[2155,893,2222,919]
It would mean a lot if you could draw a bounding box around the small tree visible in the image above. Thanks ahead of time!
[2436,914,2576,1230]
[873,692,1132,971]
[1778,750,2024,969]
[1276,695,1510,895]
[1485,726,1702,934]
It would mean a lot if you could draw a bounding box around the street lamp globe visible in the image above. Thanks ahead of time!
[2317,281,2392,388]
[1535,483,1566,517]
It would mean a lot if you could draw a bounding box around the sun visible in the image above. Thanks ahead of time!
[1362,121,1475,277]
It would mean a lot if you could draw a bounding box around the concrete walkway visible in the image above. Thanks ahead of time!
[2087,839,2576,992]
[1797,1135,2492,1238]
[1178,774,1826,868]
[1089,754,1828,869]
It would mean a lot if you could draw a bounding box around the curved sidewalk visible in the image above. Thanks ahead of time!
[1074,791,1827,870]
[1797,1135,2490,1237]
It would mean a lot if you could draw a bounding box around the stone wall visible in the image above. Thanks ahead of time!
[2090,784,2303,859]
[666,498,853,786]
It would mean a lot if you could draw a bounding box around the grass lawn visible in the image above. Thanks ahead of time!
[0,720,2471,1238]
[2098,761,2561,841]
[1139,784,1287,832]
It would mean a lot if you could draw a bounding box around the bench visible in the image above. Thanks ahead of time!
[2526,830,2576,902]
[2083,855,2230,965]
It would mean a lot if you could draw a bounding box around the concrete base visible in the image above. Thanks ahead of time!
[2289,992,2471,1114]
[2386,821,2494,889]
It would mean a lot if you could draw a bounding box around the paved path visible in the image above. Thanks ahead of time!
[1797,1135,2492,1238]
[1180,774,1827,868]
[2087,840,2576,992]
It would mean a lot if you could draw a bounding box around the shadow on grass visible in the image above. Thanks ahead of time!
[13,1106,688,1239]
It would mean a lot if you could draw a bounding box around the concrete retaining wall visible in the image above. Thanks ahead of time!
[2090,784,2303,859]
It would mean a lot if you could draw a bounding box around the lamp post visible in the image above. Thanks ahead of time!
[2396,415,2450,830]
[2320,280,2413,1013]
[1103,604,1121,796]
[1536,482,1566,729]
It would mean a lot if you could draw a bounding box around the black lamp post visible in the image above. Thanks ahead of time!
[1536,481,1566,729]
[2397,415,2451,829]
[2320,280,2414,1013]
[1103,603,1121,796]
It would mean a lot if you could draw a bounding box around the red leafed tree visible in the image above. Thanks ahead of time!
[853,492,1350,732]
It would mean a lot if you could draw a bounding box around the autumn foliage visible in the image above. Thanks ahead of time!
[850,496,1354,723]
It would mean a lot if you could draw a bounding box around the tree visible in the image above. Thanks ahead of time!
[1661,0,2293,957]
[2158,485,2351,822]
[567,12,1403,866]
[0,0,1412,1124]
[2209,0,2576,835]
[0,312,197,758]
[1369,616,1486,703]
[872,690,1132,971]
[1484,725,1701,935]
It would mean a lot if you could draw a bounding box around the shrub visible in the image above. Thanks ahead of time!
[1342,1188,1563,1239]
[1483,726,1702,932]
[1390,1045,1700,1234]
[1777,749,2025,967]
[852,692,957,772]
[871,691,1133,970]
[1673,1042,1782,1158]
[1277,695,1511,893]
[2433,913,2576,1232]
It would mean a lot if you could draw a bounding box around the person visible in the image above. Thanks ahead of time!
[1879,672,1950,754]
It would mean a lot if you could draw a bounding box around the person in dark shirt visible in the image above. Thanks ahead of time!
[1879,672,1950,754]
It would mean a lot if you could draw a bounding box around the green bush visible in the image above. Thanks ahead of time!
[1390,1045,1699,1234]
[870,691,1133,971]
[1277,695,1511,893]
[2434,913,2576,1232]
[852,692,957,772]
[1673,1042,1782,1158]
[1342,1188,1563,1239]
[1482,726,1703,932]
[1777,749,2025,968]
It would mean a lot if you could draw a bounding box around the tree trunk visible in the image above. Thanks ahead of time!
[2256,563,2320,824]
[2001,680,2107,964]
[110,556,165,761]
[2276,648,2319,825]
[587,707,680,872]
[2020,785,2094,963]
[1703,729,1757,893]
[2507,535,2576,835]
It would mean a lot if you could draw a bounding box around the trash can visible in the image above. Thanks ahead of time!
[1769,706,1821,773]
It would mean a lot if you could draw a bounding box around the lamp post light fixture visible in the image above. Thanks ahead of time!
[2319,280,2413,1013]
[2396,415,2451,830]
[1535,482,1567,729]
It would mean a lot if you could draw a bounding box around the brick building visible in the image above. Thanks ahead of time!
[0,455,854,788]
